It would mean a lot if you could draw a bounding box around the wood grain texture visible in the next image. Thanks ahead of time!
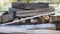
[0,29,60,34]
[16,6,55,17]
[11,30,60,34]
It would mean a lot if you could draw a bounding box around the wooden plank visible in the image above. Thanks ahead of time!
[16,6,55,17]
[16,6,54,13]
[0,26,60,34]
[12,2,49,9]
[11,30,60,34]
[16,11,54,17]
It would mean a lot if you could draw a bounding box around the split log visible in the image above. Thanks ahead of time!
[39,15,49,24]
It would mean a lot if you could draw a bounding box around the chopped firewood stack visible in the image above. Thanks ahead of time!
[8,2,55,25]
[0,2,55,25]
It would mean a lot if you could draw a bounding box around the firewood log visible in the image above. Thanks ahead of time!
[39,15,49,24]
[49,16,60,23]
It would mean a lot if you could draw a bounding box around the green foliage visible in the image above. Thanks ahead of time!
[30,0,60,4]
